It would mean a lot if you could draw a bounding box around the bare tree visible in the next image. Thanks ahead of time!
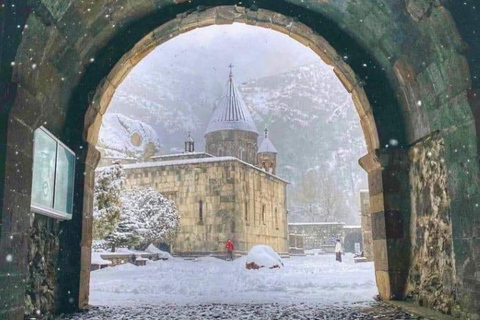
[293,169,347,222]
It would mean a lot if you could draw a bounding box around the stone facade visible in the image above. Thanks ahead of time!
[122,158,289,256]
[360,190,374,261]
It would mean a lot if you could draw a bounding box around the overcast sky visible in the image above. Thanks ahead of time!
[132,23,321,84]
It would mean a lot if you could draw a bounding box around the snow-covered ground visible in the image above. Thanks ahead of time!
[89,254,377,307]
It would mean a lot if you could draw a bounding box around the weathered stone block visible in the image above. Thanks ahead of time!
[372,212,387,240]
[368,169,383,196]
[153,19,181,43]
[393,57,417,87]
[406,0,435,22]
[438,54,471,100]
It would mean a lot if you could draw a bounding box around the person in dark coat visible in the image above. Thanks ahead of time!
[225,239,234,261]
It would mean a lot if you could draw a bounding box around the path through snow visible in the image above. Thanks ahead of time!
[89,254,378,307]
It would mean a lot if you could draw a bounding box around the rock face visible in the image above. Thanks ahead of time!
[407,134,455,314]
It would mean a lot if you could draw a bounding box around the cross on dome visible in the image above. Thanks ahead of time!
[228,63,234,79]
[204,65,258,135]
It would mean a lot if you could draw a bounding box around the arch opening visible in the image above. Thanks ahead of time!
[1,1,479,319]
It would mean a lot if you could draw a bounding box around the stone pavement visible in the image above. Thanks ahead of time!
[58,303,424,320]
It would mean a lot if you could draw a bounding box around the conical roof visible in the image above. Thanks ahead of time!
[185,132,194,143]
[258,128,278,154]
[205,70,258,135]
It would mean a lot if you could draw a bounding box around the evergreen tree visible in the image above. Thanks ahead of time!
[104,209,141,252]
[93,161,125,241]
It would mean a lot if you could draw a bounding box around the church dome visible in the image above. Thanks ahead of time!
[205,68,258,135]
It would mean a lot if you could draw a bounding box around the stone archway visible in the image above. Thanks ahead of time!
[1,1,479,319]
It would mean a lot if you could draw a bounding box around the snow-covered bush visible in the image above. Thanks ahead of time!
[122,187,180,246]
[246,245,283,269]
[93,162,125,240]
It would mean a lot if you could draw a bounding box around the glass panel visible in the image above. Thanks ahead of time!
[54,145,75,214]
[31,129,57,208]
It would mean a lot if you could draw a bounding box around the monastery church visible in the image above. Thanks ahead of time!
[121,69,289,256]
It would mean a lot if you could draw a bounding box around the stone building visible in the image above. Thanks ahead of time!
[121,70,289,256]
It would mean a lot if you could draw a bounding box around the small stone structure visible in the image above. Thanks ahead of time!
[288,222,362,254]
[288,234,305,255]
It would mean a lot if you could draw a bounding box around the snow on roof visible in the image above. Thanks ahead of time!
[288,222,346,226]
[258,137,278,154]
[91,252,112,265]
[101,156,138,160]
[120,156,289,183]
[150,152,212,159]
[205,74,258,135]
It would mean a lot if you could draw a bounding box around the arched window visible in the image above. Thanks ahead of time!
[275,207,278,229]
[244,201,248,221]
[198,200,203,223]
[262,204,266,224]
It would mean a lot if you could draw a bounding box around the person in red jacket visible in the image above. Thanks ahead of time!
[225,239,234,261]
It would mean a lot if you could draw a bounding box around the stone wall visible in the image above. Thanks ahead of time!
[123,158,289,255]
[407,134,455,314]
[288,223,345,251]
[233,163,288,254]
[205,131,259,166]
[343,227,363,253]
[360,190,374,260]
[25,215,60,319]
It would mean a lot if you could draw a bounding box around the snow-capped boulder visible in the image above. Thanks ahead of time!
[246,245,283,270]
[145,243,172,260]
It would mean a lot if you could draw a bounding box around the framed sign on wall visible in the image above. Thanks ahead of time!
[31,127,75,220]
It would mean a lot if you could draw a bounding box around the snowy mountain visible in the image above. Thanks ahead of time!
[97,113,162,160]
[102,62,367,223]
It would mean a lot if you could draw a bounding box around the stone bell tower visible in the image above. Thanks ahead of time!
[257,127,278,174]
[205,65,259,165]
[185,132,194,153]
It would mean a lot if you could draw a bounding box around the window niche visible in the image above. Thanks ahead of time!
[262,204,266,224]
[31,127,75,220]
[198,200,204,224]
